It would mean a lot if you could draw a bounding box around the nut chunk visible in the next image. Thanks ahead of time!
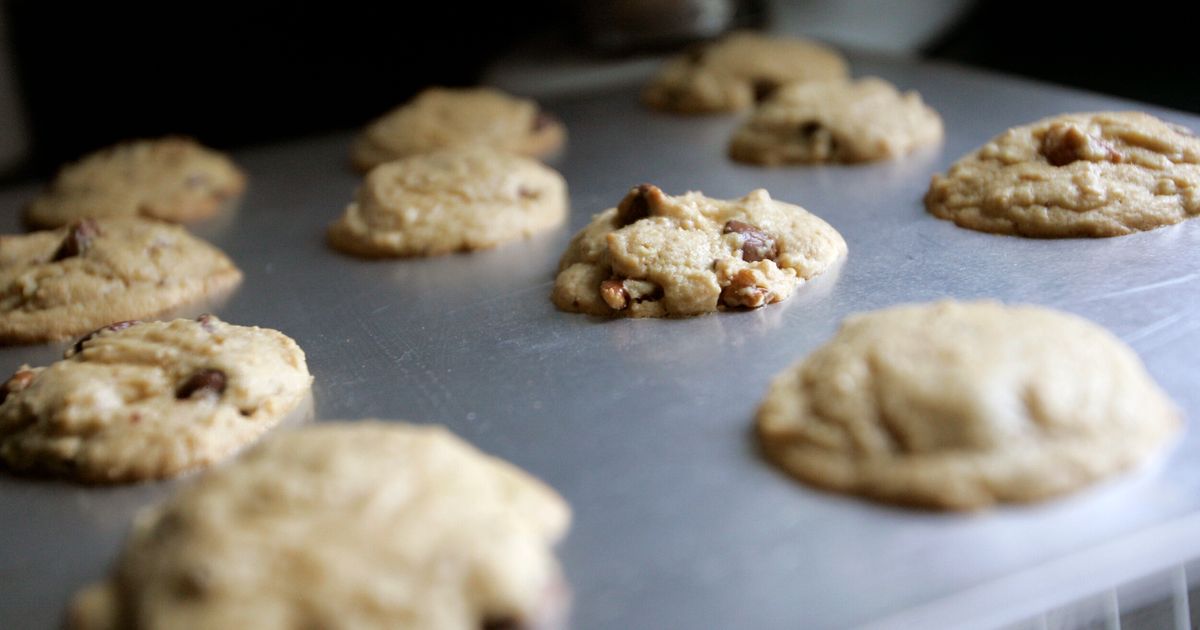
[552,186,846,317]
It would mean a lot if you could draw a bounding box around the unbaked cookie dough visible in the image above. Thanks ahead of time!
[351,87,566,172]
[25,137,246,228]
[67,421,571,630]
[0,316,311,482]
[329,147,568,257]
[756,300,1181,510]
[642,31,848,114]
[729,77,943,165]
[553,184,846,317]
[925,111,1200,237]
[0,218,243,344]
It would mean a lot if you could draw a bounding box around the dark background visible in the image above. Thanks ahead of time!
[2,0,1197,183]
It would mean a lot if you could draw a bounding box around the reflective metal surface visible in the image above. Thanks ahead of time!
[1,55,1198,629]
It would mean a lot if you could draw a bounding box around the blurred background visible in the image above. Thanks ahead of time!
[1,0,1196,184]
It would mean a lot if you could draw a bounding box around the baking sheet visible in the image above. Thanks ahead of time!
[1,54,1198,629]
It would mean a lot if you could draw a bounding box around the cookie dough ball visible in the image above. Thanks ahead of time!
[67,422,571,630]
[729,77,943,165]
[351,87,566,172]
[642,31,848,114]
[0,316,312,482]
[328,147,568,257]
[0,218,242,344]
[756,301,1181,510]
[25,137,246,228]
[925,111,1200,237]
[553,184,846,317]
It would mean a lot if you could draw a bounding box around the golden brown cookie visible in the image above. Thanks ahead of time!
[25,137,245,228]
[756,301,1181,510]
[0,218,242,344]
[67,421,571,630]
[925,112,1200,237]
[553,184,846,317]
[351,87,566,172]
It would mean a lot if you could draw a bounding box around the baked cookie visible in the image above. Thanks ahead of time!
[729,77,943,165]
[756,301,1180,510]
[0,316,311,482]
[553,184,846,317]
[0,218,242,344]
[67,421,571,630]
[642,31,848,114]
[26,137,245,228]
[351,87,566,172]
[925,111,1200,237]
[329,147,568,257]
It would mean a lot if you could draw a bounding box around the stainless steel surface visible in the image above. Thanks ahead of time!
[2,55,1199,629]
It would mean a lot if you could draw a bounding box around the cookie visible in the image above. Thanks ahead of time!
[351,87,566,172]
[553,184,846,317]
[25,137,246,228]
[728,77,943,165]
[925,111,1200,237]
[0,218,243,344]
[756,301,1181,510]
[0,316,311,482]
[329,147,568,257]
[642,31,848,114]
[67,421,571,630]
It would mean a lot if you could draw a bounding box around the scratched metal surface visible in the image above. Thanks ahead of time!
[1,56,1198,630]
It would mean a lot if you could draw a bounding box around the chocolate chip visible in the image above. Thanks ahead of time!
[798,121,822,138]
[0,369,36,405]
[532,110,559,132]
[70,320,140,356]
[176,369,227,399]
[723,220,777,262]
[1041,123,1120,166]
[599,277,630,310]
[51,219,101,262]
[196,314,217,332]
[615,183,664,227]
[481,616,524,630]
[752,79,780,103]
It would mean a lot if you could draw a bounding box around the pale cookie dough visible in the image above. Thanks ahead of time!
[553,184,846,317]
[26,137,246,228]
[0,316,311,482]
[756,301,1181,510]
[642,31,848,114]
[329,147,568,257]
[351,87,566,172]
[0,218,243,344]
[729,77,943,165]
[925,111,1200,237]
[67,421,572,630]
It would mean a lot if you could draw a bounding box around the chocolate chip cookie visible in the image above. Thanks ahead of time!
[756,301,1181,510]
[329,147,568,257]
[729,77,943,165]
[642,31,848,114]
[351,87,566,172]
[67,421,571,630]
[0,218,243,344]
[925,111,1200,237]
[25,137,245,228]
[0,316,312,482]
[553,184,846,317]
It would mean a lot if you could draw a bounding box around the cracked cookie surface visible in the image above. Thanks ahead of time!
[552,185,846,317]
[26,137,245,228]
[756,301,1181,510]
[729,77,943,165]
[642,31,848,114]
[925,111,1200,237]
[351,87,566,172]
[0,218,243,344]
[67,421,571,630]
[329,147,568,257]
[0,316,311,482]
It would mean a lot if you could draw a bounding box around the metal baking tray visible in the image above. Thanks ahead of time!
[2,54,1198,629]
